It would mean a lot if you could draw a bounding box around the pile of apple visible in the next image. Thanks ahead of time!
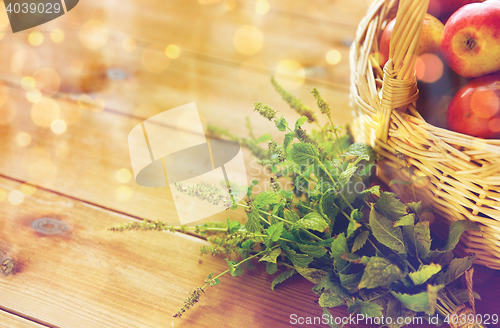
[378,0,500,139]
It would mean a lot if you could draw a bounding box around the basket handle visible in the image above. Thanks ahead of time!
[377,0,429,142]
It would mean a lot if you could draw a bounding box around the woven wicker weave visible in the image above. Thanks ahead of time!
[350,0,500,269]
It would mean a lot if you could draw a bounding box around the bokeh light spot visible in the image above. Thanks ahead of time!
[488,118,500,133]
[471,89,499,119]
[233,25,263,56]
[122,38,136,52]
[8,190,24,205]
[255,0,270,14]
[116,168,132,183]
[0,188,6,202]
[116,185,133,201]
[31,97,60,127]
[21,76,36,90]
[50,29,65,43]
[275,60,305,90]
[326,49,342,65]
[165,44,181,59]
[51,119,67,134]
[21,183,37,196]
[416,54,443,83]
[26,89,42,103]
[28,31,44,46]
[78,94,92,109]
[142,44,170,73]
[91,98,105,113]
[79,20,108,50]
[16,132,32,147]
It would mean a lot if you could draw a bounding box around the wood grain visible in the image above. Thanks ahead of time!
[0,310,47,328]
[0,176,362,328]
[0,0,360,93]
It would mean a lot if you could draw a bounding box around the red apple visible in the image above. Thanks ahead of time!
[446,74,500,139]
[440,2,500,78]
[428,0,481,22]
[379,14,444,68]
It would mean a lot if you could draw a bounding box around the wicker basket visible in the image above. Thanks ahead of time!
[350,0,500,269]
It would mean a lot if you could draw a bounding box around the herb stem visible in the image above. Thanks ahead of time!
[317,160,355,212]
[203,245,281,289]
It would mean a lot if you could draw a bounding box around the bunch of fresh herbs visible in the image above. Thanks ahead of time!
[112,78,484,328]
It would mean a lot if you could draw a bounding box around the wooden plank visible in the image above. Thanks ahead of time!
[0,57,353,224]
[1,178,500,328]
[0,176,366,328]
[0,0,358,89]
[0,310,48,328]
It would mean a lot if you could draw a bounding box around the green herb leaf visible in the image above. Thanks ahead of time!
[348,300,383,317]
[344,143,376,162]
[254,134,273,144]
[358,257,403,289]
[407,201,422,215]
[293,212,329,233]
[331,233,349,259]
[347,209,362,237]
[352,231,370,253]
[385,296,416,328]
[295,116,308,129]
[298,244,327,258]
[393,214,415,227]
[434,253,475,285]
[391,284,443,315]
[281,243,313,268]
[313,273,353,306]
[284,209,300,223]
[266,222,284,242]
[319,290,345,307]
[290,143,319,165]
[283,132,294,153]
[322,308,341,328]
[339,272,363,293]
[358,185,381,199]
[415,221,432,259]
[266,262,278,275]
[225,258,245,277]
[275,116,289,132]
[375,192,408,221]
[226,218,242,234]
[295,266,328,284]
[440,221,481,252]
[319,189,339,224]
[241,239,255,250]
[254,191,281,208]
[245,209,261,233]
[408,264,442,285]
[271,270,295,291]
[243,257,256,270]
[259,247,282,263]
[338,166,357,188]
[369,205,406,254]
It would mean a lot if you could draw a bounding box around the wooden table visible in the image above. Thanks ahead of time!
[0,0,499,327]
